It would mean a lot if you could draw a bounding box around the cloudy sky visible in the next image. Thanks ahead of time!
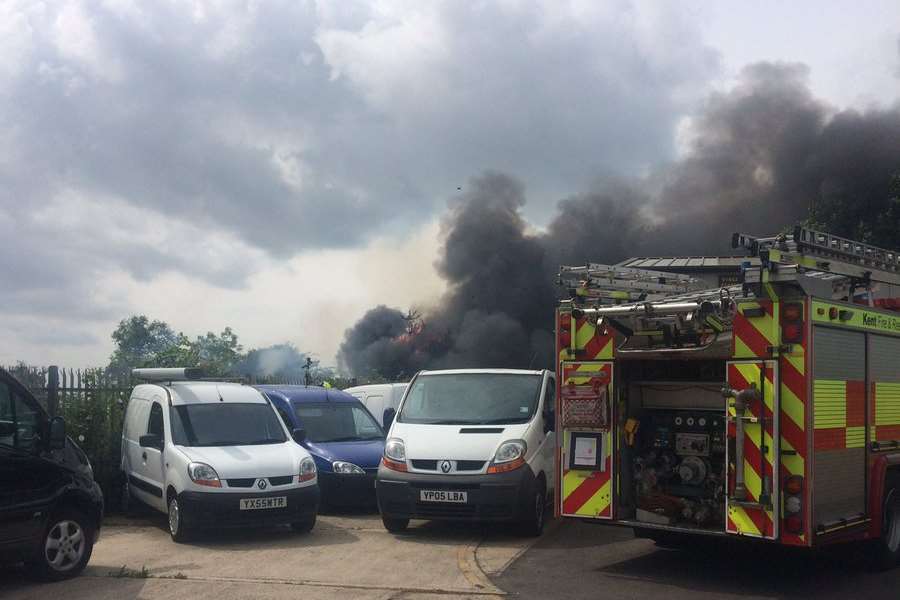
[2,0,899,369]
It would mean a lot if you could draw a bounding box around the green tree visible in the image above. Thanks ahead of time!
[108,316,186,374]
[193,328,243,376]
[108,316,246,376]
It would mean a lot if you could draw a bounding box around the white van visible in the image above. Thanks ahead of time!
[376,369,555,536]
[120,368,319,542]
[343,383,408,428]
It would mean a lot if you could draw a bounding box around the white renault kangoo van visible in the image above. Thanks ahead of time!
[121,368,319,542]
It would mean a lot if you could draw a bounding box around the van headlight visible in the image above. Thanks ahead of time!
[333,461,365,475]
[384,438,406,461]
[488,440,527,474]
[188,462,222,488]
[299,457,317,482]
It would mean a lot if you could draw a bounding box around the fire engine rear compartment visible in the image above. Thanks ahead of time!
[616,357,729,533]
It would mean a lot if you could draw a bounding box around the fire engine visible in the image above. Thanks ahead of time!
[554,226,900,567]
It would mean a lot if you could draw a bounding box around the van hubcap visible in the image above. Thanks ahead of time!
[45,520,85,571]
[169,499,180,535]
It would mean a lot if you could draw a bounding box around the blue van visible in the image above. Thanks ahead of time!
[257,386,384,507]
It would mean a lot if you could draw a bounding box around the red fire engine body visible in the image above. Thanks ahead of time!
[554,227,900,566]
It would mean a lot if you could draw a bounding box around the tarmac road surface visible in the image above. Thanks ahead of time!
[3,511,900,599]
[0,509,542,600]
[495,520,900,599]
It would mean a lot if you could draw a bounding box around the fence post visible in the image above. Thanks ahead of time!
[47,365,59,417]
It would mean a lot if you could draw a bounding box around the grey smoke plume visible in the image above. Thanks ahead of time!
[338,63,900,379]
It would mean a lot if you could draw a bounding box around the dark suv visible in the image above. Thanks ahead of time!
[0,369,103,580]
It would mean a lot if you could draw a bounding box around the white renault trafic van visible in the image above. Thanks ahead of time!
[376,369,555,536]
[121,368,319,542]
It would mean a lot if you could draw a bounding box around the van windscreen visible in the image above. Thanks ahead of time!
[398,373,542,425]
[293,403,384,443]
[170,403,286,446]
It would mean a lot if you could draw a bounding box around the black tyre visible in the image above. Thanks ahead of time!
[168,495,192,544]
[381,515,410,533]
[291,513,317,533]
[520,482,547,537]
[872,483,900,570]
[29,509,95,581]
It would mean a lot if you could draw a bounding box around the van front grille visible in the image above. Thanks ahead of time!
[409,460,485,472]
[226,478,255,488]
[455,461,485,471]
[226,476,294,488]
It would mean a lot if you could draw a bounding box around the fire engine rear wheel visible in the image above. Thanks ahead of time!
[873,484,900,571]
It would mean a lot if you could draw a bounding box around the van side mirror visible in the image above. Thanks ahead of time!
[543,410,555,434]
[139,434,163,451]
[48,416,66,450]
[292,428,307,443]
[383,407,396,430]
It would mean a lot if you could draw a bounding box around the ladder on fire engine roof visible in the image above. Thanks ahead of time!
[732,225,900,288]
[567,225,900,321]
[558,263,709,304]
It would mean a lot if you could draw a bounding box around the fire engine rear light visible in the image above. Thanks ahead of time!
[785,515,803,534]
[783,303,802,321]
[784,475,803,495]
[829,307,839,319]
[782,323,802,343]
[782,302,804,344]
[784,496,802,514]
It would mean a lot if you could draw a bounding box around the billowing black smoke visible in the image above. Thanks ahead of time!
[338,63,900,379]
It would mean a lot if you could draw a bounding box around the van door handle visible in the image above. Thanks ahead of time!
[142,452,147,461]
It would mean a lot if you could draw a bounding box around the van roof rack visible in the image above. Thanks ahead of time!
[131,368,206,382]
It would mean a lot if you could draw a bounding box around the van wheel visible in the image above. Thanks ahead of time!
[520,483,547,537]
[30,509,95,581]
[382,515,409,533]
[168,496,192,543]
[291,513,316,533]
[872,483,900,570]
